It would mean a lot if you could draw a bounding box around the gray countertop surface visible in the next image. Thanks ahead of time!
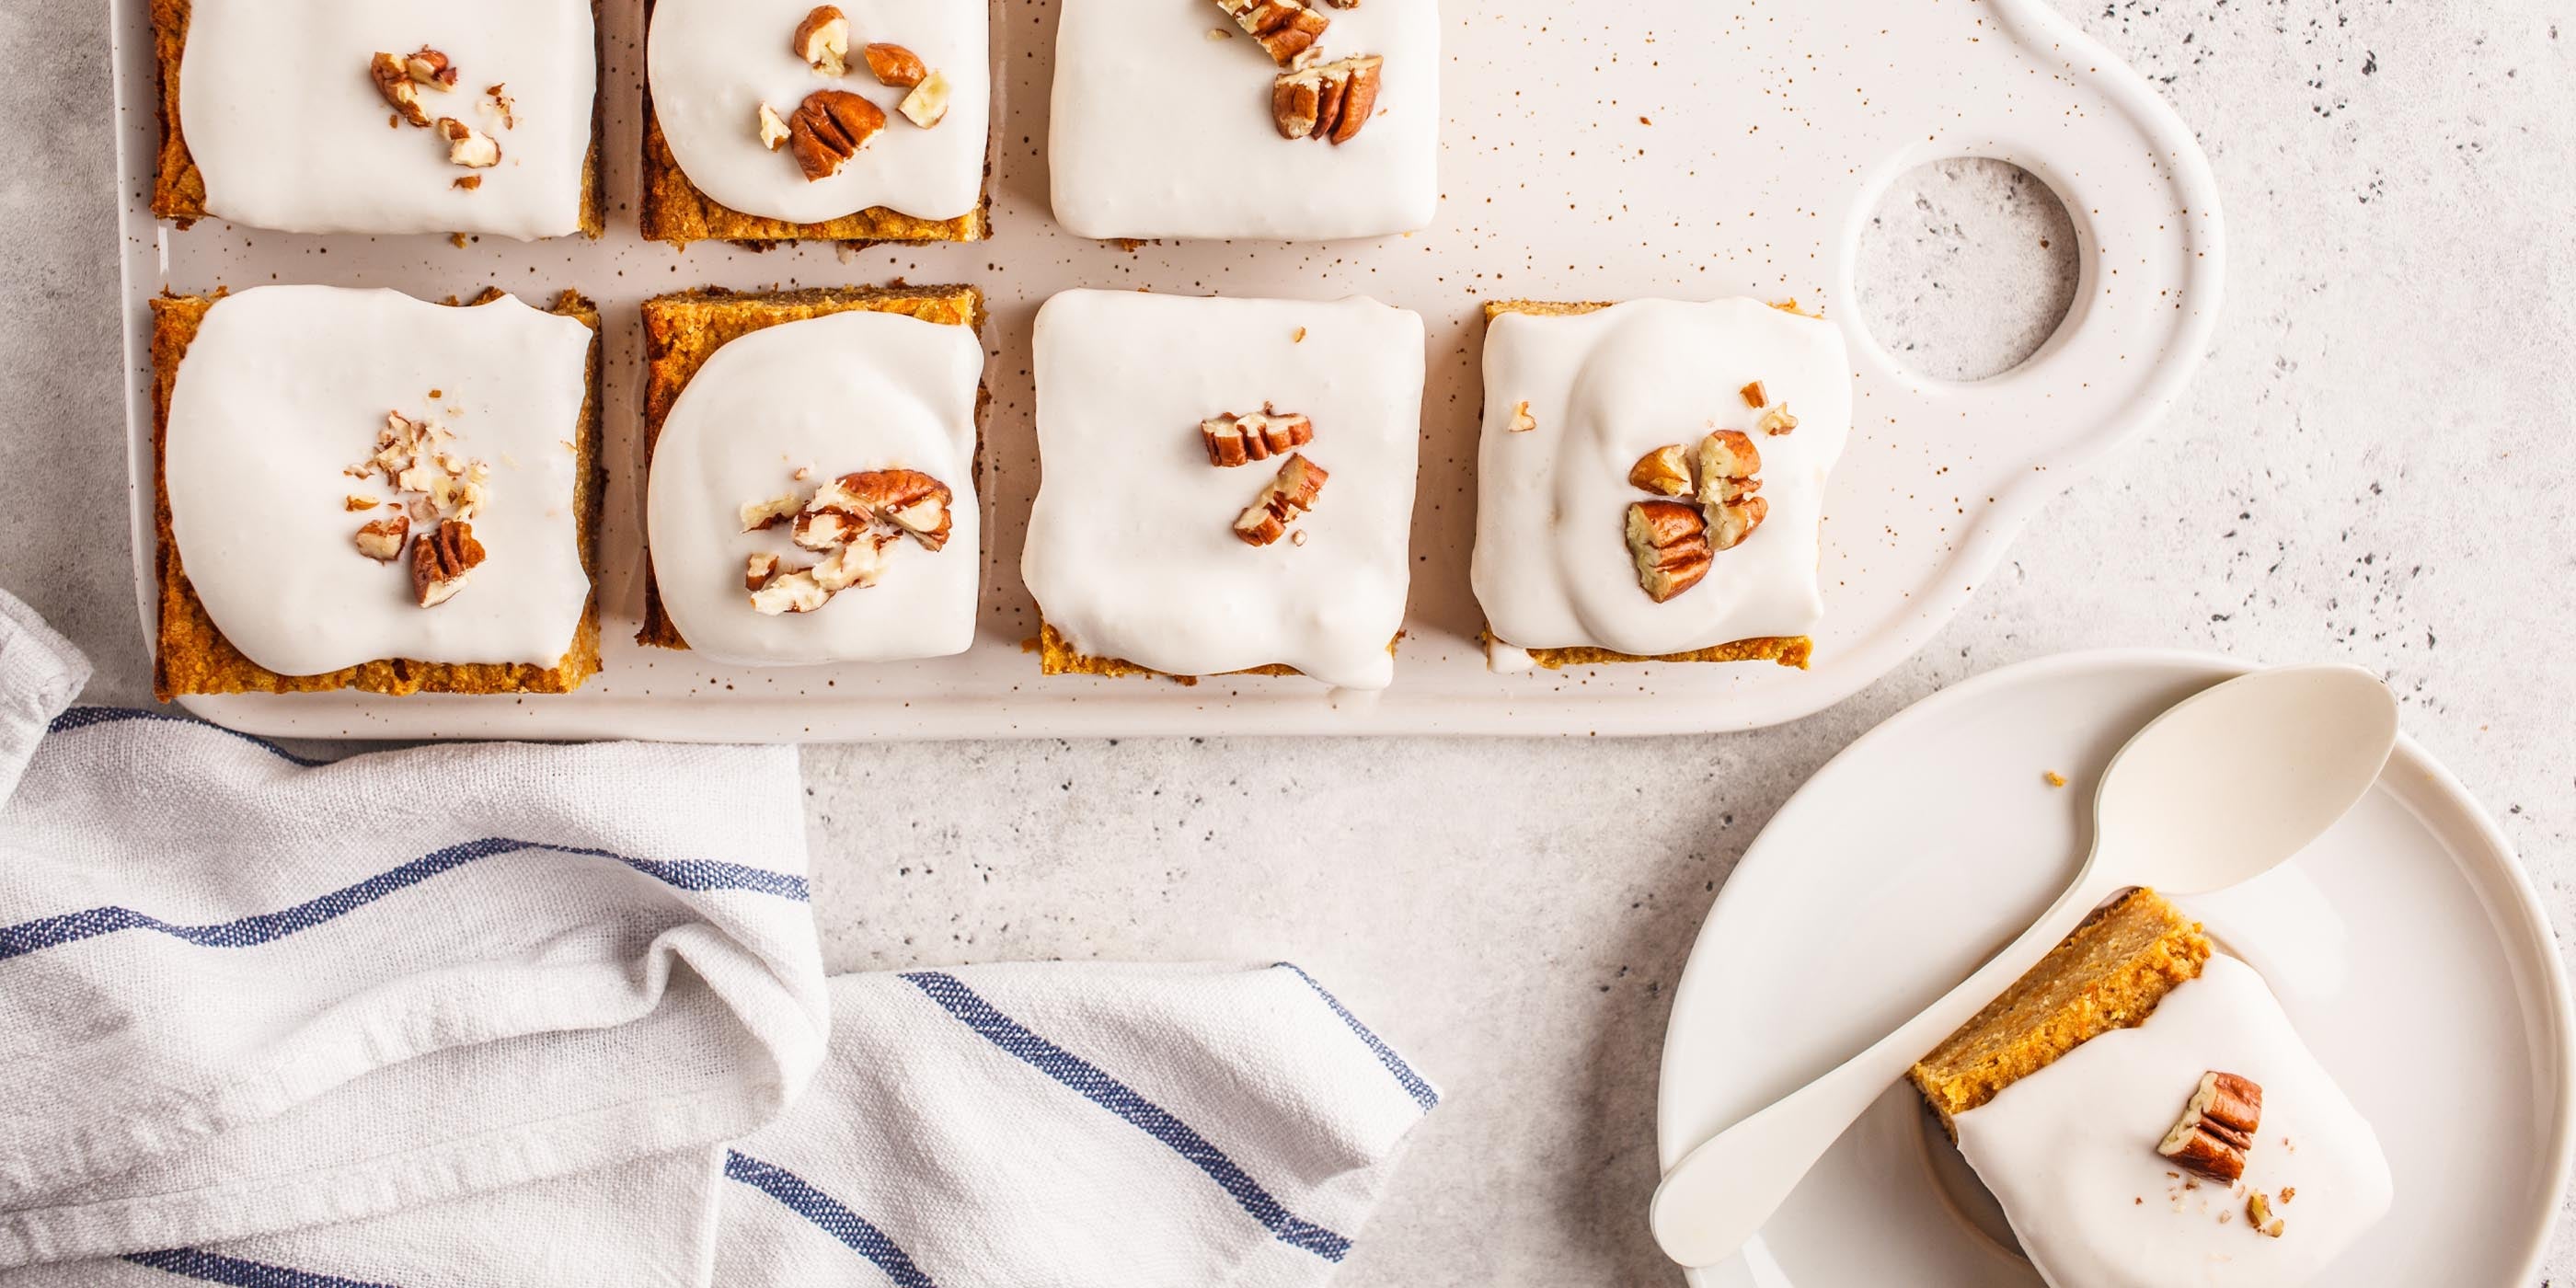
[4,1,2570,1283]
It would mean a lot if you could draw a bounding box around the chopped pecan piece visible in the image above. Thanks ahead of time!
[410,520,486,607]
[370,53,431,127]
[1235,454,1328,546]
[1625,500,1711,602]
[746,552,781,592]
[811,535,895,592]
[1707,497,1768,551]
[404,48,460,91]
[1693,430,1763,505]
[437,118,501,167]
[787,89,886,181]
[758,102,792,151]
[900,71,953,129]
[1273,55,1384,144]
[793,6,851,76]
[741,494,803,532]
[1202,410,1315,467]
[2157,1071,2263,1184]
[353,514,409,562]
[864,43,928,88]
[1627,444,1691,497]
[750,569,830,615]
[1215,0,1331,66]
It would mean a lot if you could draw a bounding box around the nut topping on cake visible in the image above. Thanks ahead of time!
[2245,1191,2286,1238]
[1625,500,1713,602]
[1740,380,1769,409]
[1202,410,1316,467]
[899,71,954,129]
[353,515,410,563]
[2157,1071,2263,1183]
[1707,496,1769,551]
[1215,0,1332,67]
[404,49,460,91]
[757,103,793,151]
[794,6,852,77]
[410,520,486,607]
[811,535,896,592]
[1273,55,1384,144]
[1627,444,1692,497]
[1508,400,1537,433]
[864,43,929,88]
[1693,430,1764,504]
[741,468,957,614]
[742,494,803,532]
[1235,454,1328,546]
[750,569,830,615]
[1759,404,1800,436]
[437,119,501,168]
[787,89,887,181]
[370,54,432,128]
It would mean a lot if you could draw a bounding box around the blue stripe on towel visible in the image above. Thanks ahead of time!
[123,1248,398,1288]
[0,838,810,961]
[1271,962,1441,1112]
[724,1151,937,1287]
[900,971,1355,1262]
[49,707,329,767]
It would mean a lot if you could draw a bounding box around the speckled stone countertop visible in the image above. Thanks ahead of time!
[3,2,2570,1283]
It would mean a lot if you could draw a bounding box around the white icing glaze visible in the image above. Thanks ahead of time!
[645,310,983,666]
[165,287,594,675]
[647,0,988,226]
[1471,300,1852,658]
[1050,0,1438,241]
[1954,957,2394,1288]
[178,0,595,239]
[1024,291,1422,690]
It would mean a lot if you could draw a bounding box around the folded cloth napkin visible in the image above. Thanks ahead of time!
[0,592,1437,1288]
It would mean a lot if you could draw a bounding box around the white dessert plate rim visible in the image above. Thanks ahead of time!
[1656,647,2576,1287]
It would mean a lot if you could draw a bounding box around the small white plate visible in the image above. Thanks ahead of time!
[1657,650,2575,1286]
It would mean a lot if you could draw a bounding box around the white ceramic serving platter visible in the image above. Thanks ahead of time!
[1658,650,2576,1287]
[109,0,2224,741]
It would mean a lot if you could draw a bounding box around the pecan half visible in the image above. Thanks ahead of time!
[1273,55,1384,144]
[2157,1071,2263,1183]
[1625,500,1711,602]
[410,519,486,608]
[787,89,886,181]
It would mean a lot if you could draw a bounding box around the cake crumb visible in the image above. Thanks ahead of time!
[2279,1186,2295,1204]
[1294,327,1308,343]
[449,233,468,248]
[2044,770,2067,788]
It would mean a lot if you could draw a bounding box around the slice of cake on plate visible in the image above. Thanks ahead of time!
[1050,0,1437,241]
[1472,298,1851,673]
[152,0,603,238]
[638,286,985,665]
[151,286,603,698]
[1911,889,2394,1287]
[640,0,989,246]
[1024,290,1422,691]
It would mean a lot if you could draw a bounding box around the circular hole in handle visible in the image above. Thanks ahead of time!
[1857,158,2081,385]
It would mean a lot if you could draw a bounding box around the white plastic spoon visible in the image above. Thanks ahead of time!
[1649,663,2401,1269]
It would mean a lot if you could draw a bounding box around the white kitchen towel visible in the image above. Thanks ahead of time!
[0,591,1439,1288]
[0,595,830,1278]
[715,963,1441,1288]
